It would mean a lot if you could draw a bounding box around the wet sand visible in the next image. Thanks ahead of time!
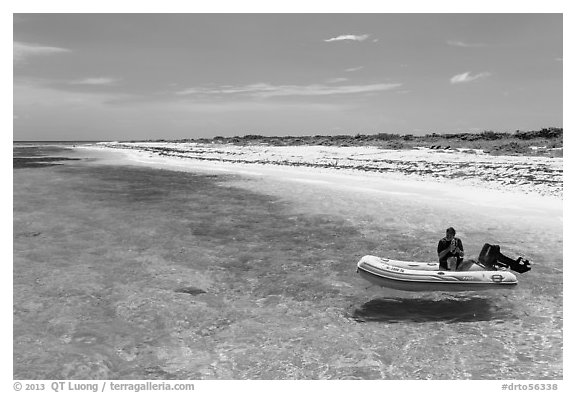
[13,145,563,379]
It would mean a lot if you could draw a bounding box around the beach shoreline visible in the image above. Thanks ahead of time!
[77,143,562,225]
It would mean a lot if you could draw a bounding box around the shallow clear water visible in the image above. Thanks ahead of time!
[13,145,562,379]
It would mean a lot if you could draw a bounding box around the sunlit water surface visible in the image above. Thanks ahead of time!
[13,144,562,379]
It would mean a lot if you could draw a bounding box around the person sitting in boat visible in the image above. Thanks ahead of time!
[437,227,464,271]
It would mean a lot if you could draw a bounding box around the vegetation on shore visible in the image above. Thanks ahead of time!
[136,127,563,157]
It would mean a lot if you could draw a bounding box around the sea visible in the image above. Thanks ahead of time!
[13,142,563,380]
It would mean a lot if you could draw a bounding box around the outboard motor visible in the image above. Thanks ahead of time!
[478,243,531,273]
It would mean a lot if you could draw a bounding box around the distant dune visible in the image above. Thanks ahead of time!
[128,128,563,158]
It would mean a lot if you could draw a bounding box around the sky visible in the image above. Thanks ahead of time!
[13,13,563,141]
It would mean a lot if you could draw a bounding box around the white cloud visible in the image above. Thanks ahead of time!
[69,77,119,86]
[176,83,274,96]
[326,77,349,84]
[324,34,371,42]
[176,82,401,98]
[450,71,491,84]
[345,66,364,72]
[14,79,128,116]
[447,40,487,48]
[14,41,70,64]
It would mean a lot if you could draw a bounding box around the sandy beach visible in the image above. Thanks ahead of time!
[85,142,563,228]
[96,142,562,194]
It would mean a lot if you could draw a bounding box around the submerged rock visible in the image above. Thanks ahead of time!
[174,287,207,296]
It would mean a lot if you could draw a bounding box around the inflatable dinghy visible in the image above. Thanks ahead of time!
[357,255,519,292]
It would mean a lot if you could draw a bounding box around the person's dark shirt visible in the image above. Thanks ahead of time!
[437,237,464,269]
